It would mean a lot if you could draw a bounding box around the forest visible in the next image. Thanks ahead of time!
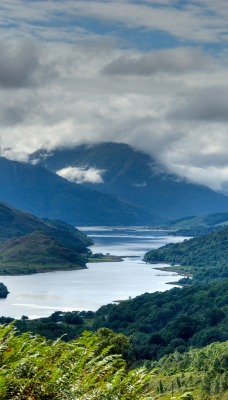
[144,227,228,285]
[1,280,227,365]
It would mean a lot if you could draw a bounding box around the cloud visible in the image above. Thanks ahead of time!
[56,167,105,184]
[0,1,228,192]
[103,47,212,76]
[0,41,40,88]
[169,86,228,122]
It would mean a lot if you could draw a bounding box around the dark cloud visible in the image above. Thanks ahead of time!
[103,48,211,76]
[0,41,40,88]
[170,87,228,122]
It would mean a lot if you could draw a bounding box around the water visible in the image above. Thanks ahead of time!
[0,227,186,319]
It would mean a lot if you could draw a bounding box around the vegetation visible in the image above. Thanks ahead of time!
[4,281,227,363]
[0,231,88,275]
[92,281,228,362]
[0,324,227,399]
[144,227,228,284]
[88,252,123,262]
[0,201,93,274]
[163,211,228,237]
[0,201,92,249]
[150,340,228,399]
[0,283,9,298]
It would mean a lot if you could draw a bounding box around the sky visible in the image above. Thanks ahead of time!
[0,0,228,191]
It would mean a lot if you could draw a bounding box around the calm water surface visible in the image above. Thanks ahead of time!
[0,227,186,319]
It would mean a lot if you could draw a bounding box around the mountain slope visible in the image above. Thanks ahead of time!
[0,201,94,274]
[144,226,228,268]
[163,210,228,236]
[30,142,228,220]
[0,201,92,250]
[0,156,162,226]
[0,231,87,274]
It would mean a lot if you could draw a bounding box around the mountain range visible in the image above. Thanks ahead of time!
[30,142,228,222]
[0,155,156,226]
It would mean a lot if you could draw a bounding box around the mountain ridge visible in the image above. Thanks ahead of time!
[30,142,228,221]
[0,156,162,226]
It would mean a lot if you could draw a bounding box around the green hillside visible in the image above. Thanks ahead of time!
[0,324,227,400]
[0,231,87,274]
[144,226,228,284]
[92,280,227,362]
[0,201,92,250]
[0,201,92,274]
[164,211,228,237]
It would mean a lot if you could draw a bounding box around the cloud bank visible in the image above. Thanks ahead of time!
[0,1,228,192]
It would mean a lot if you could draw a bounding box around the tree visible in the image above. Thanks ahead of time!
[0,282,9,298]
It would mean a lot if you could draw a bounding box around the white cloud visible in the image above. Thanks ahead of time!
[0,1,228,191]
[56,166,105,184]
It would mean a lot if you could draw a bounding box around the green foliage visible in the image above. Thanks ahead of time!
[151,341,228,400]
[8,282,227,363]
[0,324,151,400]
[0,325,227,399]
[92,281,228,361]
[144,227,228,284]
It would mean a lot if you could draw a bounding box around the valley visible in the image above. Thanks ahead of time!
[0,146,227,400]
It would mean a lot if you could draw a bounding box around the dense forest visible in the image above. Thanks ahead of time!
[2,280,227,364]
[144,227,228,284]
[0,324,227,399]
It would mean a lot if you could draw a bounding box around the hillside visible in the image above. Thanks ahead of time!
[0,231,88,274]
[92,280,227,361]
[30,142,228,221]
[1,324,227,399]
[144,226,228,268]
[144,226,228,284]
[164,211,228,236]
[0,201,92,250]
[0,201,93,274]
[0,156,162,226]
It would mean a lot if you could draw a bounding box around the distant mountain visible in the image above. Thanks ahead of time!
[0,201,93,274]
[163,210,228,236]
[30,142,228,221]
[0,156,161,226]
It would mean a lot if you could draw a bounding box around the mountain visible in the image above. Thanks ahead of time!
[30,142,228,221]
[0,156,162,226]
[0,201,92,249]
[0,201,93,274]
[0,231,88,274]
[162,210,228,236]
